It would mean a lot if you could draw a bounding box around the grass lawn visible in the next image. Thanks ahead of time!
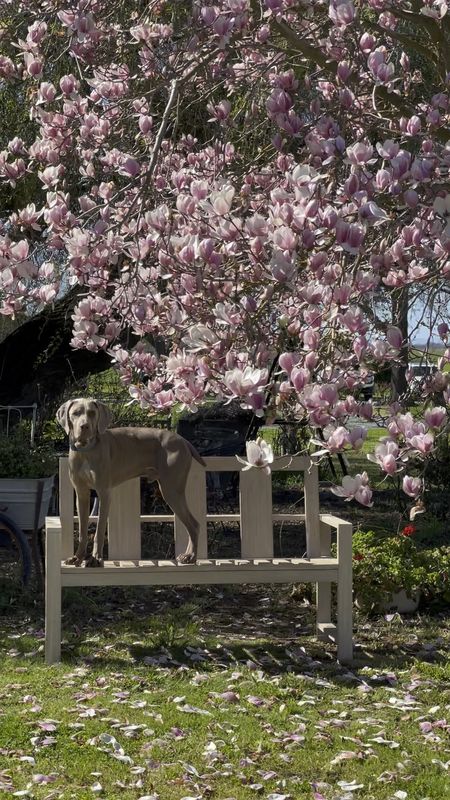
[0,580,449,800]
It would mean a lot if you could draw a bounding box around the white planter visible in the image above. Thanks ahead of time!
[355,588,421,615]
[383,589,421,614]
[0,476,55,530]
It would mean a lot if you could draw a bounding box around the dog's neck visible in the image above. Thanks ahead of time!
[69,438,98,453]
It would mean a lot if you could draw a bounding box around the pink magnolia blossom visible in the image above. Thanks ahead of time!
[388,412,421,439]
[424,406,447,428]
[208,99,231,122]
[335,220,365,254]
[402,475,422,498]
[224,366,268,398]
[182,325,219,352]
[290,367,310,392]
[348,426,366,450]
[331,472,373,506]
[210,185,235,215]
[406,432,435,456]
[346,141,373,165]
[279,352,301,375]
[367,440,400,475]
[314,425,350,454]
[329,1,356,28]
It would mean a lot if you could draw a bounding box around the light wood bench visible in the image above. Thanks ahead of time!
[45,456,353,663]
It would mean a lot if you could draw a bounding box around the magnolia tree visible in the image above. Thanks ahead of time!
[0,0,449,515]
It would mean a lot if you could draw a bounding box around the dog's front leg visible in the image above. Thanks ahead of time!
[65,485,90,566]
[85,488,111,567]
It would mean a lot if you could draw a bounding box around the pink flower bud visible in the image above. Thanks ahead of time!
[376,168,392,190]
[403,189,419,208]
[329,1,356,28]
[38,82,56,103]
[424,407,446,429]
[290,366,309,391]
[60,74,77,95]
[337,60,352,82]
[138,114,153,134]
[344,173,359,197]
[25,57,43,77]
[400,52,410,70]
[386,326,403,350]
[309,252,327,273]
[279,352,300,375]
[120,157,141,177]
[305,199,319,219]
[359,32,376,52]
[201,7,217,25]
[257,25,270,43]
[406,115,421,136]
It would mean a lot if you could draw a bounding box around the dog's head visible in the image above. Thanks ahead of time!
[56,398,112,447]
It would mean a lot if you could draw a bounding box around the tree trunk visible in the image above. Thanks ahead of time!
[390,287,409,402]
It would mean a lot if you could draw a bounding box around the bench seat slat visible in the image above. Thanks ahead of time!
[60,557,339,588]
[61,556,338,570]
[61,563,339,587]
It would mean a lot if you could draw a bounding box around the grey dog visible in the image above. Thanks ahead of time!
[56,398,205,567]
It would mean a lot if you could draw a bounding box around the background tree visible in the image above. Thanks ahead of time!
[0,0,449,511]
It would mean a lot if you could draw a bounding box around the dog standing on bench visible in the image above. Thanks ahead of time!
[56,398,205,567]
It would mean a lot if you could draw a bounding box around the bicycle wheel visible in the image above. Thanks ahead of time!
[0,512,32,585]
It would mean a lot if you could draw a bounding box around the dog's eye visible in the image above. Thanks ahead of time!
[87,410,95,417]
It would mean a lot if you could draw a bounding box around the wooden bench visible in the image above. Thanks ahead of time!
[45,456,353,663]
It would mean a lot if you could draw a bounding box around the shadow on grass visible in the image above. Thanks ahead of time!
[1,578,449,685]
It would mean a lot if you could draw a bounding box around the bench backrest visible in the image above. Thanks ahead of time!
[58,455,320,561]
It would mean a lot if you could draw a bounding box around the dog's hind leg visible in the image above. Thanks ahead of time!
[158,482,199,564]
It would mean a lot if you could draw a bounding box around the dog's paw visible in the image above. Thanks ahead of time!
[84,556,104,568]
[64,555,84,566]
[176,552,196,565]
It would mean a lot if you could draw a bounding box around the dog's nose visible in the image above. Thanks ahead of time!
[80,421,89,431]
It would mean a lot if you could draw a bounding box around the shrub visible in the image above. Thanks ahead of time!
[352,528,450,614]
[0,425,57,479]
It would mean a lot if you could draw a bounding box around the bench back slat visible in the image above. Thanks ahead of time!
[304,462,320,557]
[239,468,273,558]
[108,478,141,560]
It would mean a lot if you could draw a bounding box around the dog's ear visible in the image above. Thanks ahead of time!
[56,400,74,434]
[94,400,112,434]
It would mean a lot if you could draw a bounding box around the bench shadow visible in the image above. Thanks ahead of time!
[55,583,450,682]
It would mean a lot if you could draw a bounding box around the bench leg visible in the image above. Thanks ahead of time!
[316,521,333,642]
[316,581,332,629]
[337,522,353,664]
[45,523,62,664]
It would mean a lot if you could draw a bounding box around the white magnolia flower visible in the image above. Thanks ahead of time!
[433,194,450,238]
[236,437,274,475]
[182,324,218,352]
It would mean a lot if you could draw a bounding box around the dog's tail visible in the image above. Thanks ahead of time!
[187,440,207,467]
